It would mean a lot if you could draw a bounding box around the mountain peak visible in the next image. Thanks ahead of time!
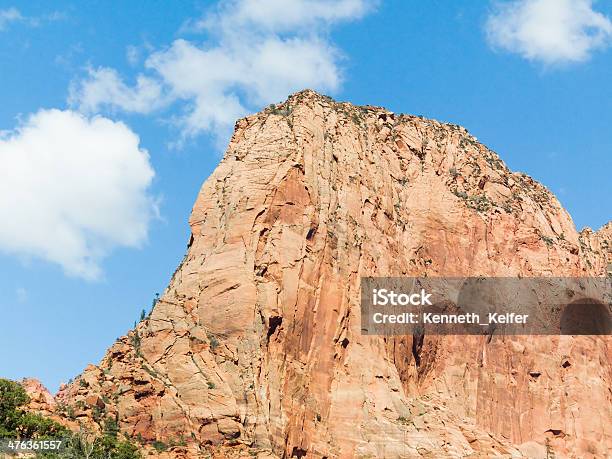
[47,92,611,458]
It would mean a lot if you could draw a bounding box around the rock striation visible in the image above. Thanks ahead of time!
[50,90,610,458]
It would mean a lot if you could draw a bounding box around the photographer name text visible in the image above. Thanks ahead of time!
[370,288,529,326]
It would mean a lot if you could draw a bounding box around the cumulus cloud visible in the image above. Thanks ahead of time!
[145,36,341,140]
[486,0,612,64]
[0,7,22,30]
[0,110,156,279]
[69,67,165,114]
[70,0,375,144]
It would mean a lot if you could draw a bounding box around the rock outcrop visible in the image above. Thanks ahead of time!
[22,378,56,416]
[51,90,610,458]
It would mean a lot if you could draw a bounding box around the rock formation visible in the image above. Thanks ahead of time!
[22,378,56,417]
[48,90,610,458]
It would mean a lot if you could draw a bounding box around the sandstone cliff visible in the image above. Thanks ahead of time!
[51,90,610,458]
[22,378,56,416]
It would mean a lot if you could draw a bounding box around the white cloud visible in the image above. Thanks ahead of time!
[70,0,374,145]
[192,0,373,33]
[0,7,22,30]
[145,35,341,140]
[0,110,156,279]
[486,0,612,64]
[69,67,165,114]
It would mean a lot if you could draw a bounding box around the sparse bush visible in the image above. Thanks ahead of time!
[467,194,491,212]
[541,235,555,246]
[268,104,292,117]
[152,440,168,452]
[397,416,410,425]
[131,331,142,357]
[207,332,219,350]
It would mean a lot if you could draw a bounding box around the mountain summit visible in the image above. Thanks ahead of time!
[50,90,611,458]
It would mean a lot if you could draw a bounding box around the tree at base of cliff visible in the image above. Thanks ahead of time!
[0,378,141,459]
[0,378,67,439]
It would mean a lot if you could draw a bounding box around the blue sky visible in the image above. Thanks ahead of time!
[1,0,610,392]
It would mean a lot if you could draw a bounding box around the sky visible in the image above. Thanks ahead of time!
[1,0,611,392]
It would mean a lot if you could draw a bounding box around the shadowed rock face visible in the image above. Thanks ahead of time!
[51,90,610,458]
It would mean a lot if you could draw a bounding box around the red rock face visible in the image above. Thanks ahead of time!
[53,91,611,458]
[22,378,56,415]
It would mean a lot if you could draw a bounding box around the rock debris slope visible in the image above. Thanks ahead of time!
[54,90,611,458]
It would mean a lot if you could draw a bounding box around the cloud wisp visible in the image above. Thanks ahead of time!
[0,7,22,30]
[69,0,375,146]
[0,110,157,280]
[486,0,612,65]
[0,7,65,31]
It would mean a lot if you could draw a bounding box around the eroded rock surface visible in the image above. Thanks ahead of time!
[22,378,56,416]
[50,91,610,458]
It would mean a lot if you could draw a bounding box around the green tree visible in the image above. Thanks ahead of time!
[0,378,141,459]
[0,378,29,436]
[0,378,67,438]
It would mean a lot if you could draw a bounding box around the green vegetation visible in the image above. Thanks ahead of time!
[151,440,168,452]
[396,416,411,425]
[540,235,555,246]
[0,378,141,458]
[151,293,160,309]
[130,330,142,358]
[135,293,159,326]
[0,378,67,439]
[268,104,292,117]
[207,332,220,350]
[466,194,491,212]
[50,428,142,459]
